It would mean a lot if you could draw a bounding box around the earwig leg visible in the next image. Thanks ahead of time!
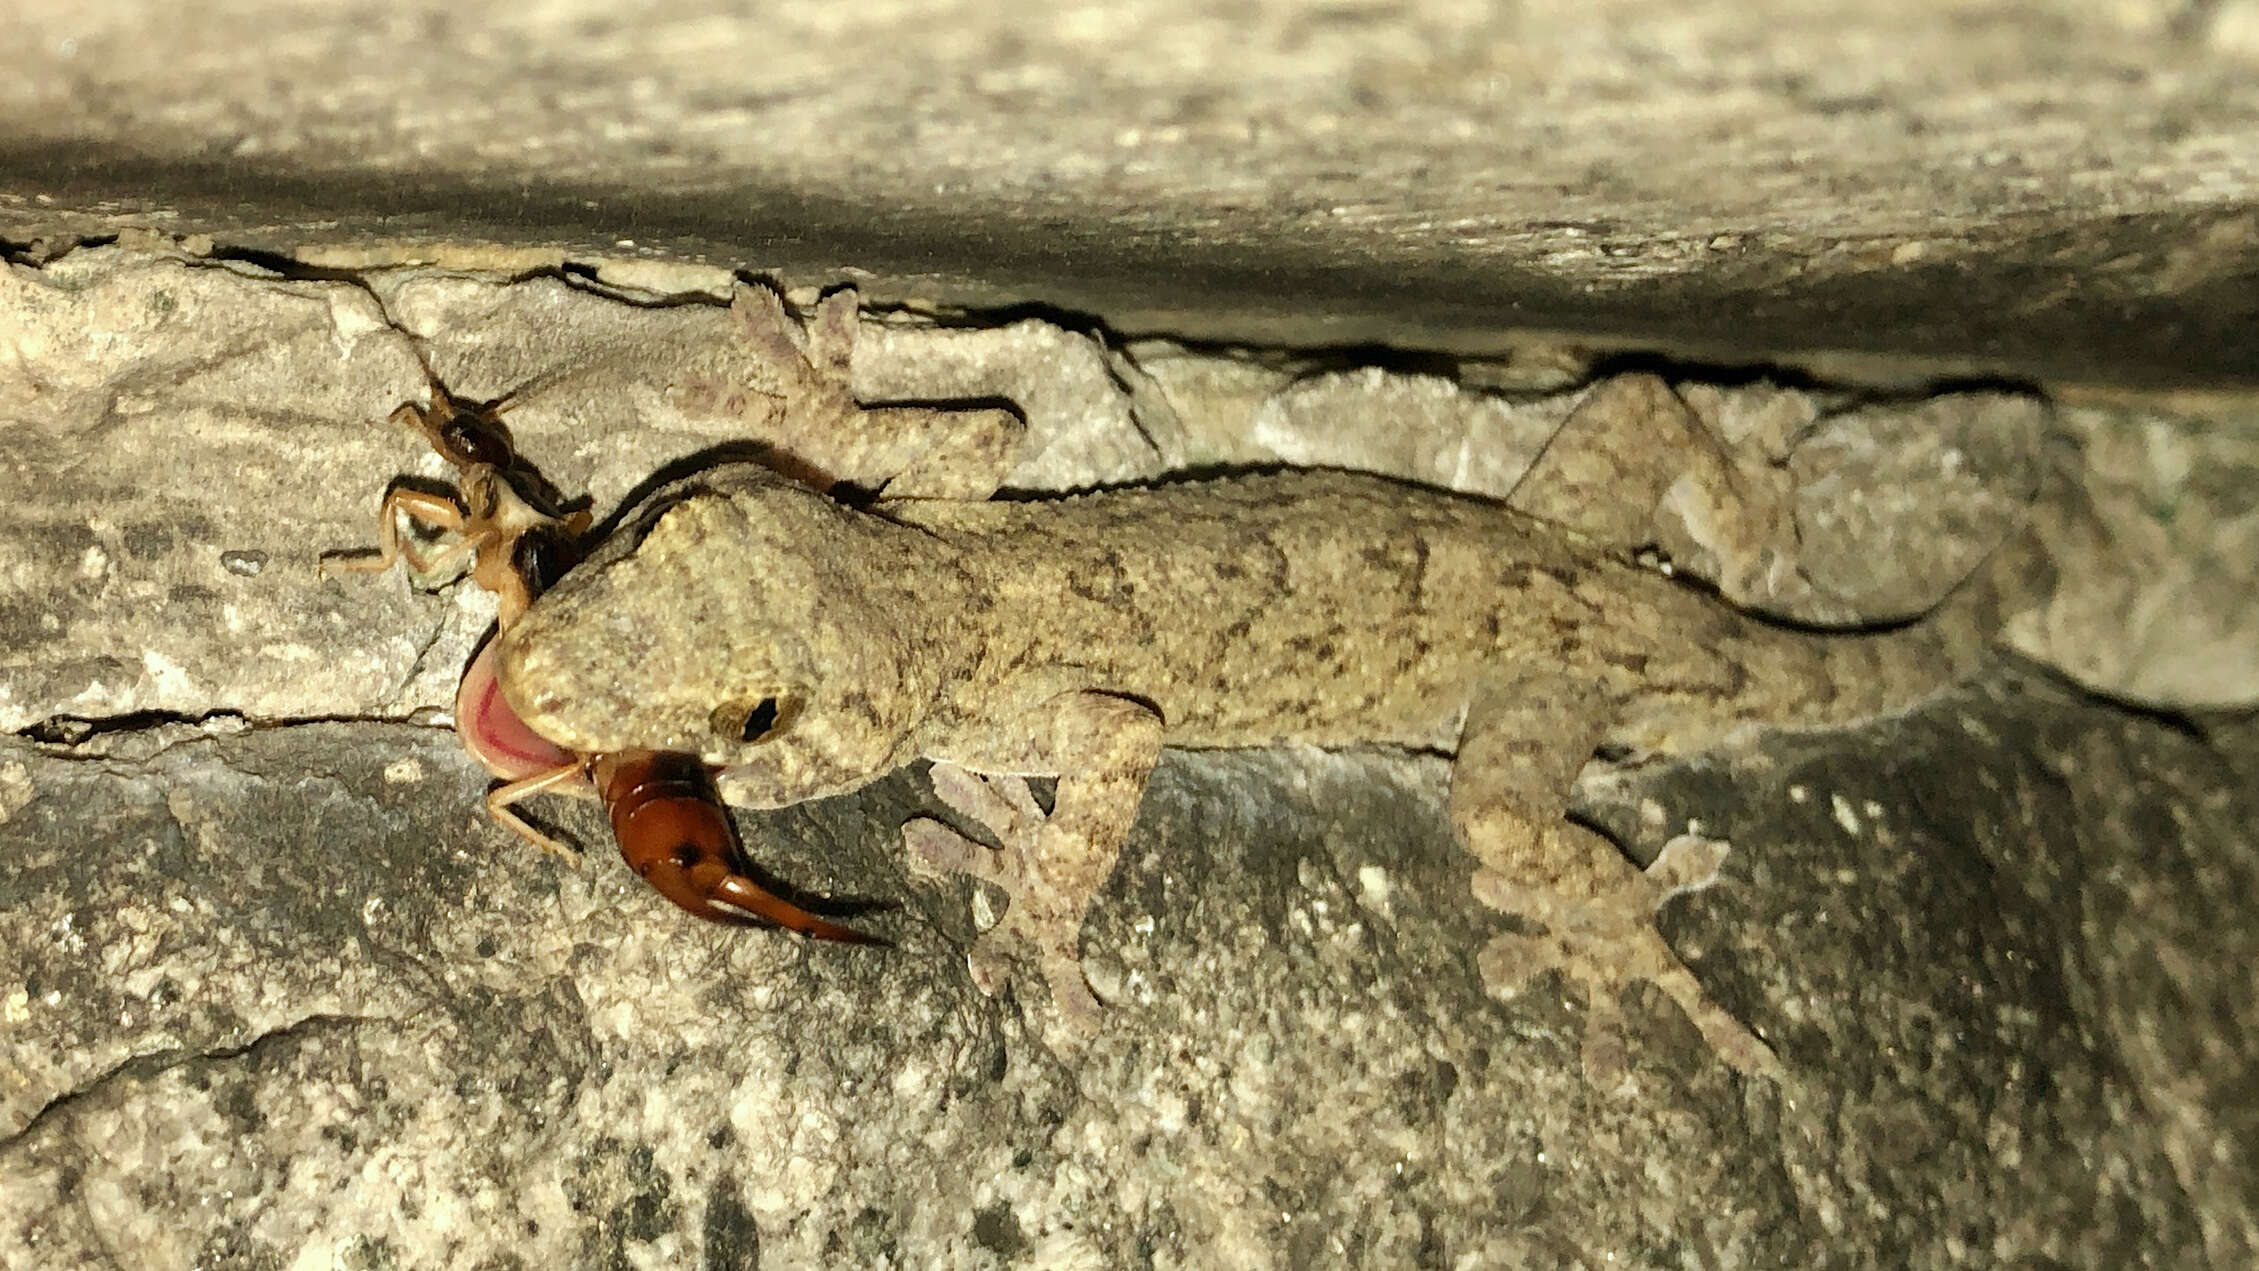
[389,399,439,436]
[473,558,539,629]
[385,492,484,583]
[484,762,589,861]
[321,487,478,582]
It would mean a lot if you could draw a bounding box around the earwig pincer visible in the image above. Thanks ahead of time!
[330,380,882,943]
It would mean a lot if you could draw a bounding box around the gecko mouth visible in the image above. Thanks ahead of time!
[455,638,578,779]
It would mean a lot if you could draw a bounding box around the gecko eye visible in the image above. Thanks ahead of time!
[712,695,792,744]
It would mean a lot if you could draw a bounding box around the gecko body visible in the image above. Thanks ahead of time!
[503,465,1966,777]
[489,284,2000,1083]
[497,460,1986,1080]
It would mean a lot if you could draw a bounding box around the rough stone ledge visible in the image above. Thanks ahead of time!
[2,240,2254,1267]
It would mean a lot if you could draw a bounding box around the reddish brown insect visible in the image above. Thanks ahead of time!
[332,381,881,943]
[592,750,883,941]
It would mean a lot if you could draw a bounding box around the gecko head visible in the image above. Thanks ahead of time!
[494,467,946,806]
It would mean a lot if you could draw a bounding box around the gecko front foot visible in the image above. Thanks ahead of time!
[679,281,1025,499]
[902,763,1108,1029]
[1472,834,1782,1085]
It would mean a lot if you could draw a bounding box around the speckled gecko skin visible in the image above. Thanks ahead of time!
[492,287,1994,1083]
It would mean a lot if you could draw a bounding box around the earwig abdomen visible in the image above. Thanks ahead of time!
[594,750,882,944]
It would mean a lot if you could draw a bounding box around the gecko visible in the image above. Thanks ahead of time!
[488,285,1999,1083]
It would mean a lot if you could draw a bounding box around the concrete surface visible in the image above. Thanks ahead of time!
[2,0,2257,383]
[3,2,2258,1268]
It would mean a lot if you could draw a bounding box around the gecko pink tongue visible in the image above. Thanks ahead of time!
[455,638,578,781]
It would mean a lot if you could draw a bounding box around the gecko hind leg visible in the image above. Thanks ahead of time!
[1507,372,1791,609]
[1471,833,1782,1084]
[1452,676,1783,1085]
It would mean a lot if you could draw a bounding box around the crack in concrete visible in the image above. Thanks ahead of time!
[0,232,118,267]
[382,597,470,713]
[16,712,453,738]
[0,1012,386,1154]
[14,708,248,746]
[7,714,459,775]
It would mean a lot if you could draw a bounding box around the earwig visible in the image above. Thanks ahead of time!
[593,750,884,943]
[331,379,881,942]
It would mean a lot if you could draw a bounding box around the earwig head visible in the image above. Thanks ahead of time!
[493,466,950,807]
[396,389,584,524]
[433,404,518,471]
[397,391,519,472]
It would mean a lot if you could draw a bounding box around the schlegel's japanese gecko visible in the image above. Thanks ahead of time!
[494,287,1995,1082]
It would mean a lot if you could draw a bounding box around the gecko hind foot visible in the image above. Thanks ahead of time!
[1473,835,1782,1085]
[902,767,1107,1029]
